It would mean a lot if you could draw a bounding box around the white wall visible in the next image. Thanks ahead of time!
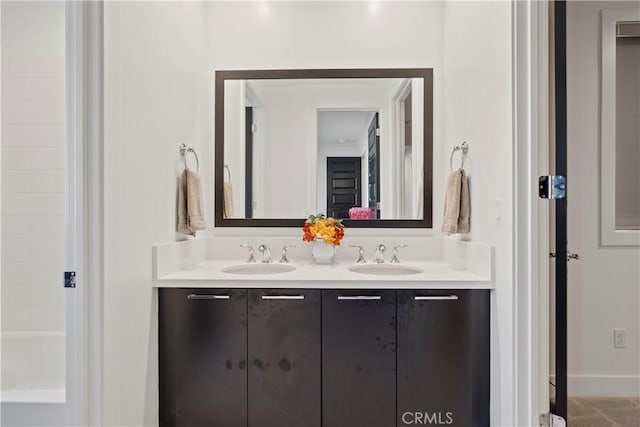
[566,1,640,396]
[443,2,514,424]
[103,2,516,426]
[1,0,66,360]
[104,2,209,424]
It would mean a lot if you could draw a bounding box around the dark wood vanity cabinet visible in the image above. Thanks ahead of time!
[397,290,490,427]
[159,288,248,427]
[321,290,397,427]
[247,289,321,427]
[158,288,489,427]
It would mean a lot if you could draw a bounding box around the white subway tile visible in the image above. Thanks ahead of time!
[1,78,31,101]
[2,170,65,193]
[1,147,65,170]
[1,193,65,215]
[1,307,65,332]
[1,284,65,309]
[29,123,65,146]
[29,78,65,101]
[1,124,30,147]
[1,262,63,286]
[1,57,65,79]
[1,101,65,124]
[2,123,65,147]
[2,239,65,263]
[1,215,64,239]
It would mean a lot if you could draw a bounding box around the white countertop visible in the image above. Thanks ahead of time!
[154,260,494,289]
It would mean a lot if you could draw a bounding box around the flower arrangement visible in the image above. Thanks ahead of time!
[302,213,345,246]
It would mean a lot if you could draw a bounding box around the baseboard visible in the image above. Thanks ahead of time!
[550,374,640,397]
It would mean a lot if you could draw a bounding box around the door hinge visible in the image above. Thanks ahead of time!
[375,128,380,137]
[64,271,76,288]
[551,414,566,427]
[251,123,258,133]
[539,413,549,426]
[539,175,566,199]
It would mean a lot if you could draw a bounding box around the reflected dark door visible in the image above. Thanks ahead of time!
[245,107,254,218]
[326,157,361,219]
[368,113,380,217]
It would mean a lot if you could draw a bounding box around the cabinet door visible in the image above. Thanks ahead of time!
[159,288,247,427]
[397,290,490,427]
[322,290,396,427]
[248,289,321,427]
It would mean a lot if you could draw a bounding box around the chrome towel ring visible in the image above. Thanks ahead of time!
[450,141,469,170]
[179,143,199,171]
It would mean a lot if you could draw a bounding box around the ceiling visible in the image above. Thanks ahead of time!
[317,110,375,147]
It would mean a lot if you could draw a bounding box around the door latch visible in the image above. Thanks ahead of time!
[64,271,76,288]
[539,175,566,199]
[549,252,580,261]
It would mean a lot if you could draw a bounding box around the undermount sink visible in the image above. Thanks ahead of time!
[222,263,296,275]
[348,264,424,276]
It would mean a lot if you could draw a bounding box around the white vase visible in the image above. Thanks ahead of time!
[312,238,336,264]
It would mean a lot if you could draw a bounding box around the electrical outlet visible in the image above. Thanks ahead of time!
[614,328,626,348]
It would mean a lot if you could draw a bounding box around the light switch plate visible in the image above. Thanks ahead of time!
[614,328,626,348]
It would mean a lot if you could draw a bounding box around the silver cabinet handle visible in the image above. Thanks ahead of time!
[414,295,459,301]
[187,294,230,300]
[338,296,382,300]
[261,295,305,300]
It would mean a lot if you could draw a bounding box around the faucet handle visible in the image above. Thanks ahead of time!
[279,245,296,263]
[374,244,387,263]
[258,244,272,263]
[349,245,367,263]
[240,244,256,263]
[390,244,407,264]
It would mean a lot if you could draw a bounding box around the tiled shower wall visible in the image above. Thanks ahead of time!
[1,2,66,335]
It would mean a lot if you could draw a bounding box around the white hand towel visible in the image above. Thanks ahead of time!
[176,168,206,235]
[442,169,470,234]
[223,181,235,218]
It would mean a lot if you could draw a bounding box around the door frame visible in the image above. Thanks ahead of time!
[65,2,104,425]
[513,0,554,425]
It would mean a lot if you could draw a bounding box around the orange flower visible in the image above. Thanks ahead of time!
[302,214,345,245]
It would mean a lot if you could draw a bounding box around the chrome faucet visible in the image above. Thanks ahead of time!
[349,245,367,263]
[390,245,407,264]
[258,244,272,263]
[279,245,296,263]
[240,245,256,263]
[374,244,386,263]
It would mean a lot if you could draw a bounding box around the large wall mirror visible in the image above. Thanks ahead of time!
[215,69,433,228]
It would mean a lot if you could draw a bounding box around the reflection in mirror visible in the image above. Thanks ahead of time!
[220,74,429,225]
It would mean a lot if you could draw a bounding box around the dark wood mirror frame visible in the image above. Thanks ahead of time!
[214,68,433,228]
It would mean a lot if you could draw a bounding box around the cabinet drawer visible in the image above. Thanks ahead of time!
[159,288,248,427]
[321,289,396,427]
[397,290,489,427]
[248,289,321,427]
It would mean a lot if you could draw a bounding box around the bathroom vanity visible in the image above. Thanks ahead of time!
[154,238,494,427]
[154,67,494,426]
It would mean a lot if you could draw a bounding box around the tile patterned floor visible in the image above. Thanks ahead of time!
[569,397,640,427]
